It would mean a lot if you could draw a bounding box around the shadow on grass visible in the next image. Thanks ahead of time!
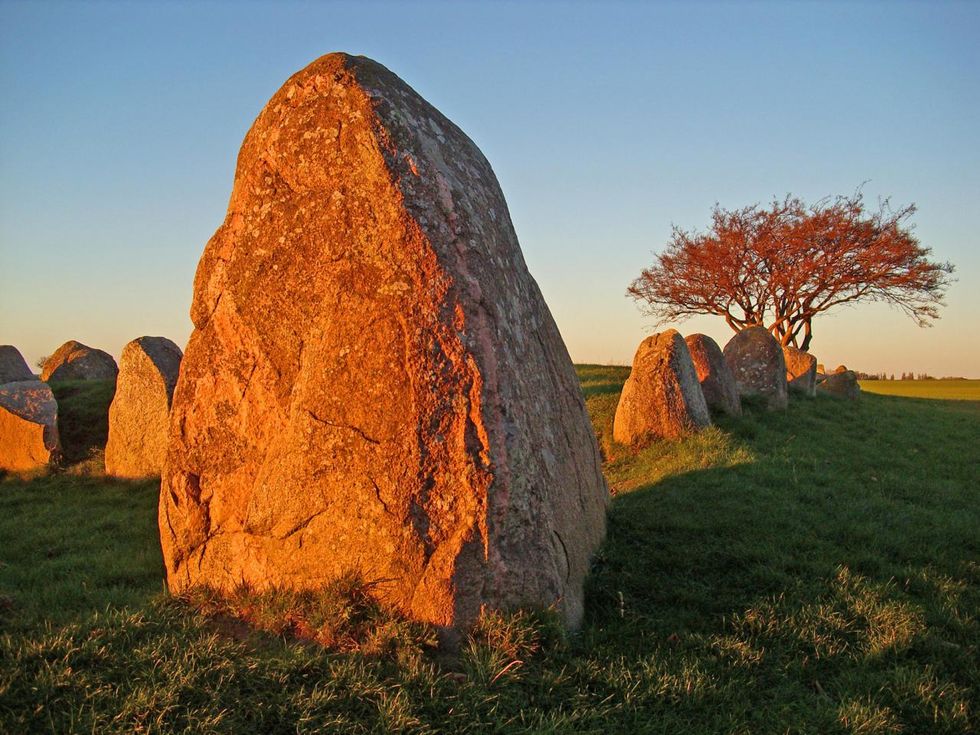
[48,379,116,463]
[579,391,978,731]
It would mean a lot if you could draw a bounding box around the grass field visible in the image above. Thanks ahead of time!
[859,379,980,402]
[1,367,977,733]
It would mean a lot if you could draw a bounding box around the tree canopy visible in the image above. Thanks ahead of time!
[628,193,954,351]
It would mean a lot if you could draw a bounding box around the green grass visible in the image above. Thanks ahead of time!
[1,365,977,733]
[48,379,116,463]
[859,379,980,402]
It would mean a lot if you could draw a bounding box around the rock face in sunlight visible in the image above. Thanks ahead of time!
[105,337,183,479]
[41,341,118,383]
[783,345,817,397]
[160,53,608,633]
[0,380,61,471]
[818,370,861,400]
[723,326,788,410]
[613,329,711,444]
[685,334,741,416]
[0,345,34,383]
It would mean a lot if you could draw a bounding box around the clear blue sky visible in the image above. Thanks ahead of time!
[1,0,978,376]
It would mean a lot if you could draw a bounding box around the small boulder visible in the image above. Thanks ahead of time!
[0,380,61,471]
[685,333,741,416]
[0,345,34,383]
[105,337,183,478]
[818,370,861,399]
[41,341,118,382]
[614,330,711,444]
[722,326,788,410]
[783,346,817,397]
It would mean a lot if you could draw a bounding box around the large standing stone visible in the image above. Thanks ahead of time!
[0,381,61,471]
[685,334,741,416]
[722,326,788,410]
[0,346,34,383]
[818,370,861,399]
[783,345,817,397]
[160,53,608,632]
[105,337,183,478]
[41,341,118,382]
[613,330,711,444]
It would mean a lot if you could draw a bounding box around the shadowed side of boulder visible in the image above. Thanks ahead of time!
[105,337,183,478]
[685,333,741,416]
[0,345,34,384]
[723,326,788,410]
[160,52,608,633]
[613,330,711,444]
[818,370,861,399]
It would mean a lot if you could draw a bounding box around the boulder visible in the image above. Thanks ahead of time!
[0,345,34,383]
[0,380,61,471]
[41,341,118,382]
[613,330,711,444]
[818,370,861,399]
[105,337,183,478]
[722,326,788,410]
[783,345,817,397]
[833,364,848,375]
[160,53,608,632]
[684,333,741,416]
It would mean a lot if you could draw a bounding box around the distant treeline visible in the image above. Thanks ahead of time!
[855,372,967,381]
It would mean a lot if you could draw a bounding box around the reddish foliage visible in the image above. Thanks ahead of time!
[628,193,954,350]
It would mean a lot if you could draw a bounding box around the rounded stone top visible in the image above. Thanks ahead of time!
[0,345,34,384]
[41,341,118,383]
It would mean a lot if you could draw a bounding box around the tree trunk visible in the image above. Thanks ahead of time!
[800,318,813,352]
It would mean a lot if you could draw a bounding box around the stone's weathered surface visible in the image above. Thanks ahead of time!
[0,380,61,471]
[105,337,183,479]
[722,326,788,410]
[685,333,741,416]
[783,346,817,397]
[818,370,861,399]
[160,53,608,632]
[0,346,34,384]
[41,341,118,382]
[613,330,711,444]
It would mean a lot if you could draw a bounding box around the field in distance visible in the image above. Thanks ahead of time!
[859,379,980,401]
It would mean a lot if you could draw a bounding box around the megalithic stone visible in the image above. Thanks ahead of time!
[159,53,608,632]
[105,337,182,478]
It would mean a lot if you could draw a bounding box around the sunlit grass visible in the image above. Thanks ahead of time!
[859,379,980,401]
[0,366,976,733]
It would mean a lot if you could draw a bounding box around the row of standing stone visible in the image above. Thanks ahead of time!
[0,338,181,474]
[613,326,860,445]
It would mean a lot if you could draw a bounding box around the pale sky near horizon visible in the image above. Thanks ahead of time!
[1,0,978,377]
